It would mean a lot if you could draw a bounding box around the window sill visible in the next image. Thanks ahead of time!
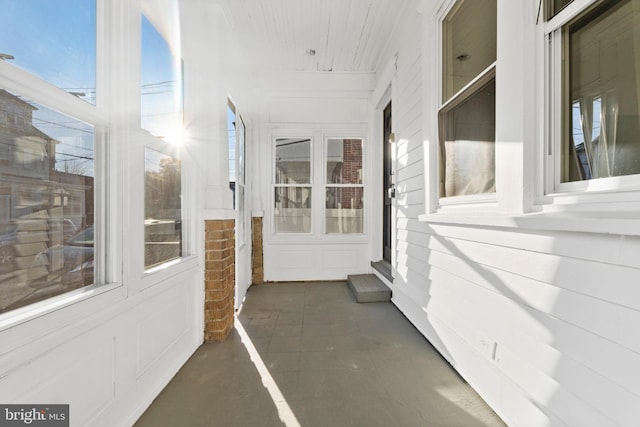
[140,255,199,291]
[0,282,123,332]
[418,210,640,236]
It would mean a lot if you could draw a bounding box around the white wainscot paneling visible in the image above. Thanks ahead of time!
[0,335,115,426]
[323,249,358,270]
[136,287,189,377]
[277,249,315,270]
[266,243,367,281]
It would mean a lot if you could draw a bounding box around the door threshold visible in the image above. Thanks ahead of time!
[371,260,393,283]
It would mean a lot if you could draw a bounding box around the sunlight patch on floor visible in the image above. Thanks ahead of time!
[235,318,301,427]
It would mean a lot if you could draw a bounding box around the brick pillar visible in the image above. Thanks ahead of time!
[204,219,235,341]
[251,217,264,285]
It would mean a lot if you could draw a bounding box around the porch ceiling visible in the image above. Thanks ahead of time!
[221,0,414,73]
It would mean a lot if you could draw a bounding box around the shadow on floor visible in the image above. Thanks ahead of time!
[135,281,505,427]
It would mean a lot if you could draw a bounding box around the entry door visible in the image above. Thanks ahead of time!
[382,101,393,262]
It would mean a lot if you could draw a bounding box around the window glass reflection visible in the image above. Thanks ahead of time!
[141,15,183,142]
[275,138,311,184]
[326,139,362,184]
[0,0,96,104]
[547,0,574,19]
[274,187,311,233]
[0,90,95,313]
[442,0,496,102]
[564,0,640,181]
[144,148,182,269]
[325,187,363,234]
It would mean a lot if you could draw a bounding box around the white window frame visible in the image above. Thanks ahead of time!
[271,134,314,236]
[0,0,125,341]
[542,0,640,207]
[268,128,368,242]
[138,6,192,286]
[236,114,247,248]
[435,0,498,209]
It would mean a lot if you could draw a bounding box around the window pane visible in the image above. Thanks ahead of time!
[547,0,574,19]
[0,90,95,314]
[238,117,246,186]
[327,139,362,184]
[144,149,182,269]
[141,15,183,142]
[274,187,311,233]
[275,138,311,184]
[564,0,640,182]
[325,187,363,234]
[238,185,245,245]
[442,0,496,103]
[228,105,236,207]
[440,80,496,197]
[0,0,96,104]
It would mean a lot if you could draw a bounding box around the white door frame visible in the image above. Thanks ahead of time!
[370,56,397,273]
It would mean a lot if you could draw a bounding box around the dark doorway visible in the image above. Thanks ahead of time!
[382,101,392,262]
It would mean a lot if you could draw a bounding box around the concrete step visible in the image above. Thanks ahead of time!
[347,274,391,303]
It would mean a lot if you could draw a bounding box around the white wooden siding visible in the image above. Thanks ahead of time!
[383,4,640,427]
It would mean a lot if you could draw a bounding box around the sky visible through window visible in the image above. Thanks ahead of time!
[0,0,96,104]
[141,14,183,142]
[1,2,183,178]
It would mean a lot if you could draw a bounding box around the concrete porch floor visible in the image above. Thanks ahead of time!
[135,282,505,427]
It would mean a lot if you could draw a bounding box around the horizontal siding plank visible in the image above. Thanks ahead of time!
[426,248,640,356]
[396,204,424,220]
[396,174,424,193]
[396,81,422,120]
[397,217,433,234]
[619,235,640,268]
[395,188,425,206]
[396,158,424,182]
[397,111,423,143]
[396,251,431,280]
[422,312,560,427]
[396,94,422,129]
[396,133,423,160]
[403,245,640,400]
[396,54,421,98]
[426,267,640,426]
[423,235,640,313]
[427,223,630,268]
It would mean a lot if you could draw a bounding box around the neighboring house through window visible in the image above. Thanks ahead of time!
[325,138,364,234]
[0,1,98,314]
